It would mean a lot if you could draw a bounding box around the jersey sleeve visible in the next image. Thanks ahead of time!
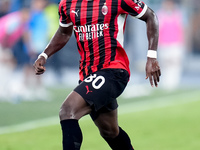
[121,0,148,18]
[58,1,73,27]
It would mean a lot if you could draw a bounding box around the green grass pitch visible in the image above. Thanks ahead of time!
[0,88,199,150]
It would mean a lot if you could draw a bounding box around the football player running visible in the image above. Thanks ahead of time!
[34,0,161,149]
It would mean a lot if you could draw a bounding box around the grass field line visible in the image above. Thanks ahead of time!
[118,90,200,115]
[0,90,199,135]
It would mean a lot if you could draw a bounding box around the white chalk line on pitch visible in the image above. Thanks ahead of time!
[118,89,200,115]
[0,90,199,135]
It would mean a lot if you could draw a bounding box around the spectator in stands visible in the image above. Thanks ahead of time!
[157,0,185,90]
[191,6,200,54]
[22,0,49,100]
[0,8,30,101]
[28,0,48,60]
[0,0,10,17]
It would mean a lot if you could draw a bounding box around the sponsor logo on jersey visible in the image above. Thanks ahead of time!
[135,6,140,10]
[137,1,143,7]
[133,0,139,3]
[73,23,109,41]
[133,0,142,7]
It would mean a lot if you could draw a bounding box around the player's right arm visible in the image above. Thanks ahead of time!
[33,25,73,75]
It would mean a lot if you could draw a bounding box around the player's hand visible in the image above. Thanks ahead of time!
[145,57,161,87]
[33,57,46,75]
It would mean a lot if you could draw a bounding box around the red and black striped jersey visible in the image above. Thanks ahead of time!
[59,0,147,81]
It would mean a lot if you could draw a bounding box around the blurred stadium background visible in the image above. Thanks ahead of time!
[0,0,199,150]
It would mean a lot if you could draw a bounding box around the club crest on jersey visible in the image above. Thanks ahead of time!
[102,3,108,15]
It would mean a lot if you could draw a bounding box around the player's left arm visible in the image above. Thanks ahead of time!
[139,7,161,87]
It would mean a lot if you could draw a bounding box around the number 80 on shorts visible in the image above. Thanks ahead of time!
[84,74,105,89]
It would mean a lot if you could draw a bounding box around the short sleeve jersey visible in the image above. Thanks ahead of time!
[59,0,147,81]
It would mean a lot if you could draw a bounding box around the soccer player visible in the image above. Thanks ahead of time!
[34,0,161,149]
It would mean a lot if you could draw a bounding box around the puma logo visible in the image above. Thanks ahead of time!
[135,6,140,10]
[85,85,93,94]
[71,10,79,17]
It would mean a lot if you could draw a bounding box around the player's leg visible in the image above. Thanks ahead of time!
[59,91,92,150]
[89,69,132,149]
[93,109,134,150]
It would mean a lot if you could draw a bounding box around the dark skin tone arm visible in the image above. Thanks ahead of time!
[34,25,73,75]
[140,7,161,87]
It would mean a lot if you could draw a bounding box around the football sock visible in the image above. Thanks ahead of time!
[60,119,83,150]
[104,127,134,150]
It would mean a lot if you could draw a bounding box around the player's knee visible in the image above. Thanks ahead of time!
[59,101,75,120]
[100,126,119,139]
